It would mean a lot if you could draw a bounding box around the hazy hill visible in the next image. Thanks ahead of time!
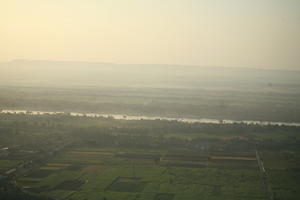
[1,60,299,91]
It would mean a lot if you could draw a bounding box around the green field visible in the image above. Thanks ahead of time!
[0,112,299,200]
[16,147,268,200]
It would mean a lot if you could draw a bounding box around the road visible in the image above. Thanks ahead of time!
[256,150,273,200]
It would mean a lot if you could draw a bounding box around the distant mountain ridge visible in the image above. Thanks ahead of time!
[2,59,299,72]
[0,60,299,90]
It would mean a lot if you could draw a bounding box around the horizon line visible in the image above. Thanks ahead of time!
[1,58,299,72]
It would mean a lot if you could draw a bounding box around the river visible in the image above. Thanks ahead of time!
[1,109,300,127]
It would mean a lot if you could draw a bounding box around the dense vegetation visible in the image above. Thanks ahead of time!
[0,113,299,151]
[1,85,300,122]
[0,113,299,199]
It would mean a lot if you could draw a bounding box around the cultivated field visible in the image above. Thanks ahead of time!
[16,146,267,200]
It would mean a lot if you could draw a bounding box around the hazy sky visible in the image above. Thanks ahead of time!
[0,0,299,69]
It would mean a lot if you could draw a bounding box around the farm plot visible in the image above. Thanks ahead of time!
[26,169,55,178]
[46,162,70,168]
[106,177,147,193]
[254,150,300,199]
[0,159,21,168]
[115,153,162,166]
[210,156,256,161]
[154,193,175,200]
[20,169,84,196]
[67,163,83,171]
[81,164,106,172]
[16,147,268,200]
[25,185,51,193]
[18,179,40,185]
[163,161,206,168]
[115,153,161,160]
[53,150,115,165]
[158,151,209,169]
[267,169,300,200]
[53,179,85,190]
[163,154,209,162]
[208,154,258,169]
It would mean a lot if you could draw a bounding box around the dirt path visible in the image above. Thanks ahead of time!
[256,150,273,200]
